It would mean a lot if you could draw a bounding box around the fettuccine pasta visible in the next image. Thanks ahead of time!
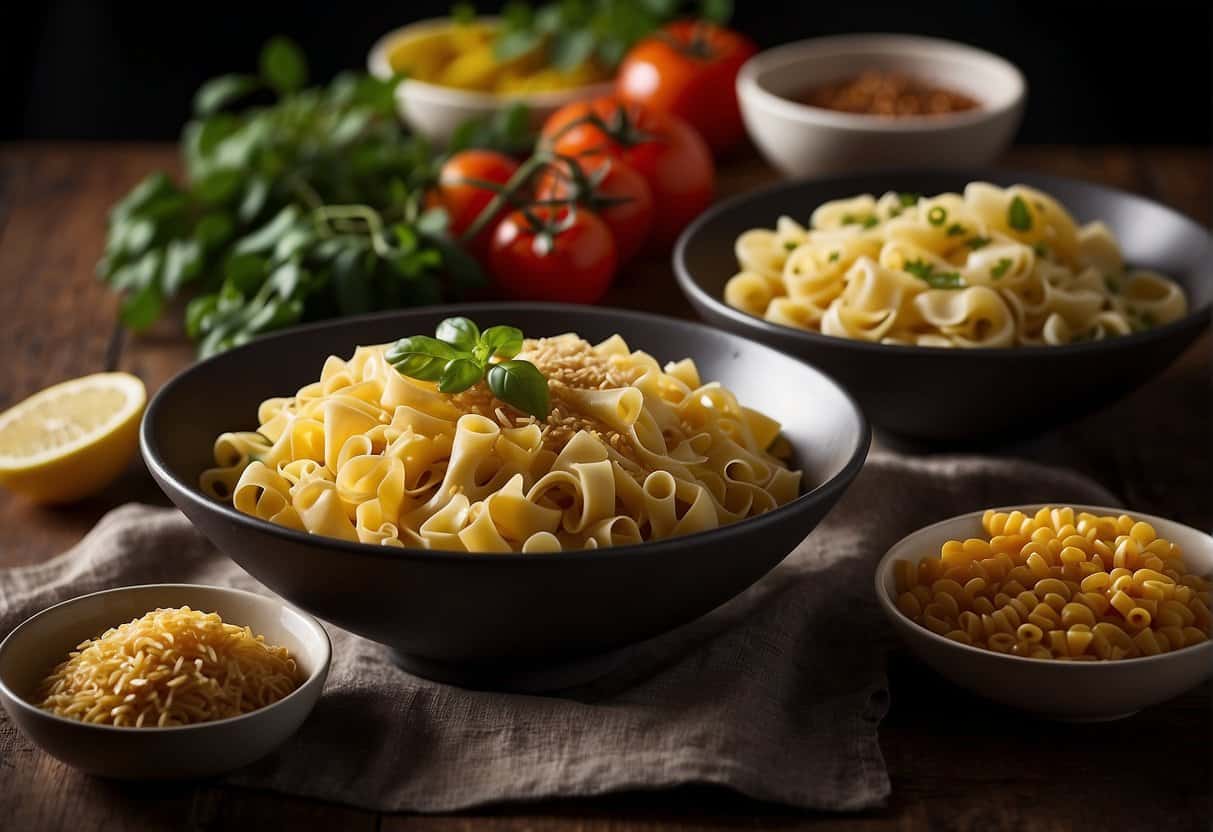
[201,334,802,552]
[724,182,1187,347]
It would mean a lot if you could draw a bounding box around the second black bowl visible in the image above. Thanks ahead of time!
[675,170,1212,441]
[142,304,868,684]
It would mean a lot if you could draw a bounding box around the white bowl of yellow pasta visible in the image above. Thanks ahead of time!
[737,34,1025,177]
[0,584,330,778]
[141,304,869,686]
[674,170,1213,441]
[876,505,1213,720]
[368,18,614,144]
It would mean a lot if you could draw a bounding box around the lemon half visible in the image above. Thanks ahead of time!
[0,373,147,503]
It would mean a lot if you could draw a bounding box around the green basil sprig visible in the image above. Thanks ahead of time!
[387,317,550,418]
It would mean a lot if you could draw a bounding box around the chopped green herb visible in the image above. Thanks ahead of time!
[1033,241,1049,258]
[842,213,879,228]
[990,257,1013,279]
[828,250,840,262]
[1103,275,1122,293]
[964,236,991,250]
[898,192,920,207]
[1008,195,1033,231]
[927,206,947,226]
[903,258,964,289]
[784,240,798,251]
[946,223,966,237]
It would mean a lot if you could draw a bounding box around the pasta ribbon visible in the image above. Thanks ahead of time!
[725,183,1187,347]
[203,334,802,552]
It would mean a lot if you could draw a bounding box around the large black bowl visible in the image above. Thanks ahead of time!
[141,304,868,683]
[675,170,1212,441]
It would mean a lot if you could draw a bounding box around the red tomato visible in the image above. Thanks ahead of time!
[616,21,757,156]
[534,154,654,264]
[430,150,519,257]
[488,207,617,304]
[540,97,713,250]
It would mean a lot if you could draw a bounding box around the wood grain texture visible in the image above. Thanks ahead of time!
[0,143,1209,832]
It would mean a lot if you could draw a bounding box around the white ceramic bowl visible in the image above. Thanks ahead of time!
[737,34,1026,177]
[876,505,1213,721]
[0,584,331,778]
[368,18,614,145]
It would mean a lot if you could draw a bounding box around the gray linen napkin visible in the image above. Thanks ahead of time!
[0,452,1115,812]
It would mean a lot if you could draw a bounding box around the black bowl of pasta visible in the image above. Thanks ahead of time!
[141,304,869,685]
[674,170,1212,441]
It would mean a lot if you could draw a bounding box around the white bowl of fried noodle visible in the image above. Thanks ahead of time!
[0,584,331,778]
[876,506,1213,721]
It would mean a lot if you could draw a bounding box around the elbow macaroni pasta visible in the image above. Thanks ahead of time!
[201,334,802,553]
[724,183,1187,347]
[894,507,1212,660]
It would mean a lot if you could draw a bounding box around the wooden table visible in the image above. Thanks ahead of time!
[1,144,1209,831]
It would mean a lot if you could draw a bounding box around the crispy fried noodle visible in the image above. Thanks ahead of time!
[38,607,300,727]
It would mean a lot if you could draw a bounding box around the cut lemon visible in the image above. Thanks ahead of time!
[0,373,147,504]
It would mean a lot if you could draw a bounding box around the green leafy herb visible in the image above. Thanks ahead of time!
[784,240,798,251]
[490,0,731,71]
[1103,274,1122,294]
[448,101,536,156]
[842,214,878,229]
[927,206,947,226]
[1008,195,1033,231]
[260,36,307,94]
[946,223,966,237]
[965,236,991,250]
[898,192,920,207]
[99,38,489,357]
[903,259,964,289]
[388,318,549,417]
[828,250,840,262]
[990,257,1013,279]
[1033,241,1049,258]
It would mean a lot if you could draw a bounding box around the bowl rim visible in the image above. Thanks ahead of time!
[673,167,1213,359]
[737,33,1027,133]
[0,583,332,734]
[367,16,614,106]
[874,503,1213,668]
[140,302,872,564]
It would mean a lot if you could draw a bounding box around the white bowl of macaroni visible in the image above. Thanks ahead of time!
[737,34,1026,177]
[876,505,1213,720]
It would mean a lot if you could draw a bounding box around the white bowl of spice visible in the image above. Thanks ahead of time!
[738,34,1026,177]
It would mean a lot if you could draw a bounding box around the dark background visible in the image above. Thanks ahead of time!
[3,0,1211,144]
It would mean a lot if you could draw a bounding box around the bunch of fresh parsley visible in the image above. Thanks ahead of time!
[481,0,733,70]
[98,38,487,357]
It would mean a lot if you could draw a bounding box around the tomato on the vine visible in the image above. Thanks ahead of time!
[540,97,713,251]
[488,207,617,304]
[534,153,654,264]
[616,22,757,156]
[429,150,519,257]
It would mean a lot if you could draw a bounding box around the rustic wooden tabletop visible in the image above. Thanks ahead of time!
[0,143,1209,831]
